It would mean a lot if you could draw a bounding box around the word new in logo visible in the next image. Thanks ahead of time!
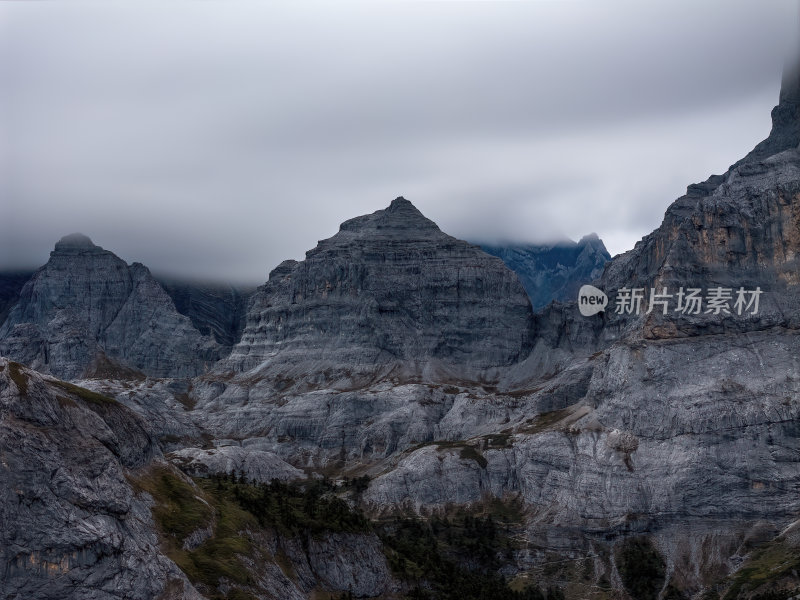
[577,285,608,316]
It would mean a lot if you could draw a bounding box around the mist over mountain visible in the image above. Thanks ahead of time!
[0,270,35,328]
[480,235,611,309]
[3,24,800,600]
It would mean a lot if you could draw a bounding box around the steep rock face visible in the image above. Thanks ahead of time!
[0,270,34,328]
[157,278,254,349]
[596,148,800,340]
[0,234,220,380]
[361,329,800,596]
[505,65,800,373]
[350,66,800,595]
[0,359,401,600]
[594,65,800,340]
[190,361,590,467]
[253,531,394,598]
[481,234,611,310]
[738,62,800,166]
[365,330,800,524]
[224,197,534,387]
[0,358,201,600]
[73,377,205,450]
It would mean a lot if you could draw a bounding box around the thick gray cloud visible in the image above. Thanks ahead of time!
[1,1,797,283]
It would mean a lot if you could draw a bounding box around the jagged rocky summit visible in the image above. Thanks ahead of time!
[0,234,220,380]
[222,197,534,388]
[481,234,611,310]
[585,63,800,342]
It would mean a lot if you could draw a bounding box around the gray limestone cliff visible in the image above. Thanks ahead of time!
[0,357,202,600]
[587,63,800,344]
[350,63,800,597]
[0,234,220,380]
[223,197,534,389]
[0,358,396,600]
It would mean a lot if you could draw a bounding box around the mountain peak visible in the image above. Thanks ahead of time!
[3,232,221,379]
[578,232,600,244]
[54,233,98,251]
[779,59,800,106]
[385,195,425,217]
[578,233,611,258]
[227,195,533,380]
[387,196,415,211]
[768,60,800,146]
[337,196,440,236]
[738,60,800,165]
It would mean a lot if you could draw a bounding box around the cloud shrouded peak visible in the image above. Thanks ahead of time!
[54,233,98,252]
[1,1,797,282]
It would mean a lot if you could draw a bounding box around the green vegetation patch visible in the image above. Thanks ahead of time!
[379,515,563,600]
[615,536,666,600]
[174,392,196,411]
[720,540,800,600]
[136,469,382,598]
[51,380,117,406]
[133,465,214,542]
[135,469,560,600]
[434,440,469,450]
[459,445,488,468]
[521,407,575,434]
[86,353,146,381]
[203,475,371,537]
[132,466,257,599]
[176,495,256,590]
[474,495,526,524]
[427,440,489,468]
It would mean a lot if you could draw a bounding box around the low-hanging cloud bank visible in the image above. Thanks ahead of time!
[1,1,796,283]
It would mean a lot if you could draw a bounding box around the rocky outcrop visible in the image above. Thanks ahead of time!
[0,234,220,380]
[593,64,800,340]
[365,329,800,522]
[0,357,202,600]
[223,197,534,389]
[169,445,306,483]
[737,61,800,166]
[481,234,611,310]
[254,531,394,598]
[190,360,591,468]
[73,376,206,450]
[0,358,402,600]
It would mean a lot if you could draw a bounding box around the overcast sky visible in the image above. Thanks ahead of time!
[1,1,797,283]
